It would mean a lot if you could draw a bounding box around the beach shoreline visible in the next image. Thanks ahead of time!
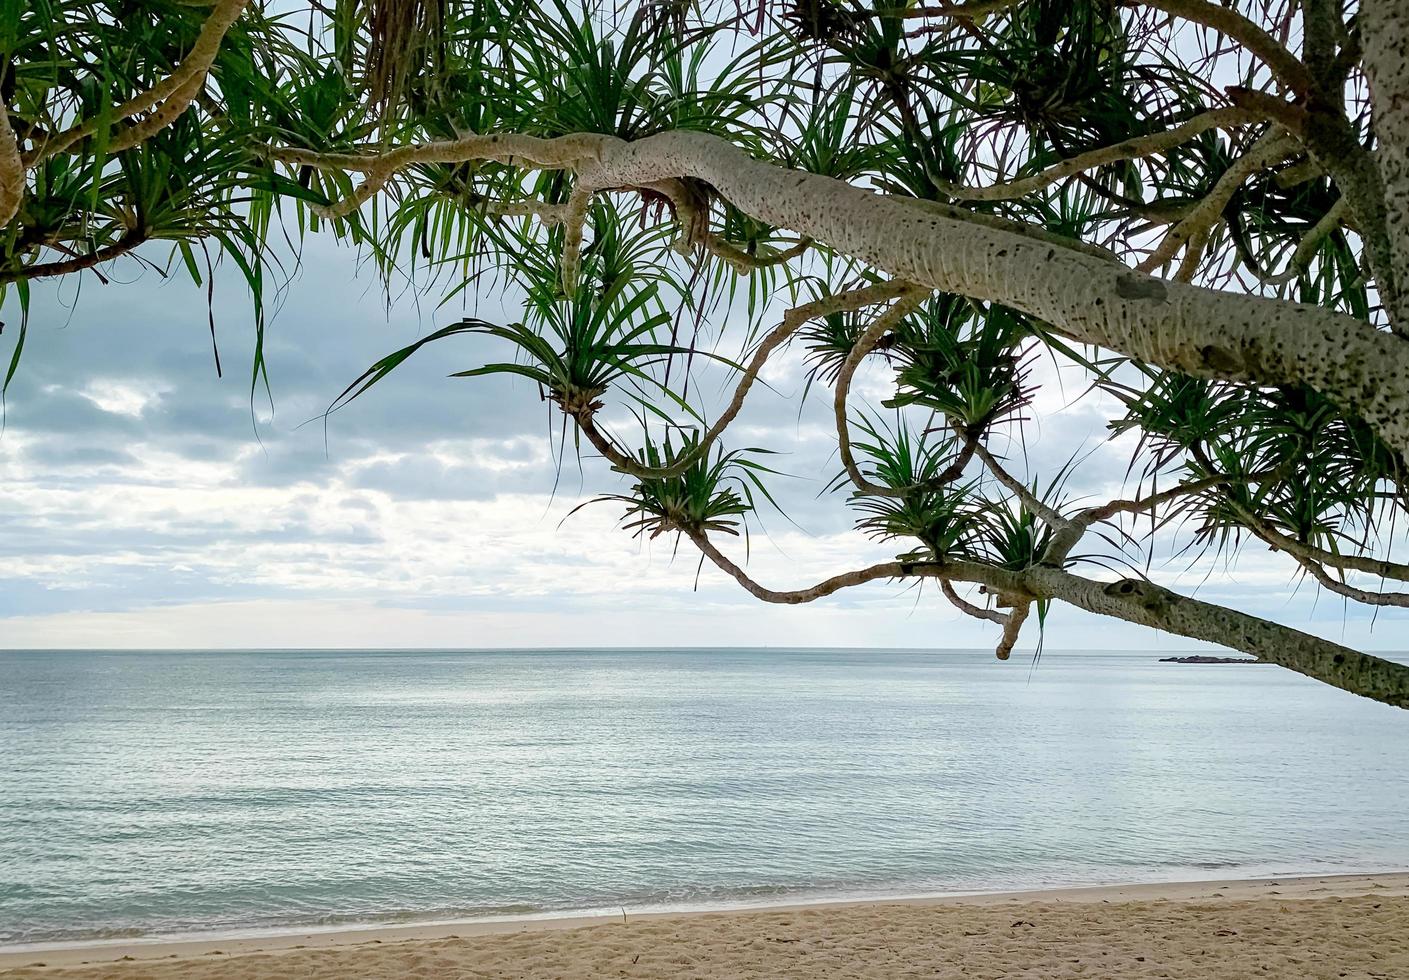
[3,870,1406,975]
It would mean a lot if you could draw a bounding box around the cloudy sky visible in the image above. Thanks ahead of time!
[2,232,1405,652]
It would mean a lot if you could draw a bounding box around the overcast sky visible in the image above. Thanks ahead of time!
[2,233,1405,653]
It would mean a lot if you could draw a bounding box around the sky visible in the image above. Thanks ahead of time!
[2,232,1405,652]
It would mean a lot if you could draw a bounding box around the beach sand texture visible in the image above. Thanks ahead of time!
[2,874,1407,979]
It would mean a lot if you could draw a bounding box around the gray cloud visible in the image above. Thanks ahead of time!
[1,235,1405,652]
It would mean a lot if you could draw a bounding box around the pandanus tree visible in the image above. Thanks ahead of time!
[3,0,1409,705]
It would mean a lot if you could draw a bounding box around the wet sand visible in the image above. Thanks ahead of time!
[3,872,1406,978]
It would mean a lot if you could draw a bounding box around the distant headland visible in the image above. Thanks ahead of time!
[1159,655,1267,664]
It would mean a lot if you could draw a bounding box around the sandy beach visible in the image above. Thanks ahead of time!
[2,872,1406,978]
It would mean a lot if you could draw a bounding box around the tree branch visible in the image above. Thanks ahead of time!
[702,234,811,272]
[1361,0,1409,331]
[833,286,962,498]
[1242,508,1409,584]
[994,596,1031,660]
[965,434,1070,531]
[900,0,1019,20]
[0,104,21,228]
[558,184,596,294]
[1293,553,1409,607]
[0,229,148,282]
[1131,0,1315,96]
[576,281,918,479]
[684,529,1409,706]
[24,0,251,166]
[941,579,1007,623]
[275,128,1409,456]
[1138,129,1297,273]
[1022,566,1409,707]
[1076,469,1273,527]
[941,108,1260,203]
[1261,197,1350,286]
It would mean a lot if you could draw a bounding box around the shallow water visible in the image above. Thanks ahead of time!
[1,647,1406,945]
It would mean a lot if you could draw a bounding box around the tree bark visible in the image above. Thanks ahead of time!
[1363,0,1409,327]
[567,131,1409,457]
[689,531,1409,708]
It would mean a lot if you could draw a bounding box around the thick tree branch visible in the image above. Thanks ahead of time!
[1021,566,1409,707]
[276,128,1409,456]
[0,105,21,228]
[911,197,1121,263]
[684,529,1409,706]
[1226,38,1405,332]
[1361,0,1409,330]
[994,597,1031,660]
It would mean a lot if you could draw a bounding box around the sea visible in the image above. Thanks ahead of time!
[1,647,1407,949]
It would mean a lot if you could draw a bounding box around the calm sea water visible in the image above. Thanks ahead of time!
[1,648,1407,947]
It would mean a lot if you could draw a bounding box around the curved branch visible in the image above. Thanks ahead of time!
[1249,513,1409,584]
[313,165,395,220]
[941,108,1260,203]
[965,435,1070,531]
[686,528,938,604]
[105,75,205,155]
[685,530,1409,707]
[833,287,956,498]
[1045,466,1282,563]
[941,580,1007,624]
[900,0,1019,19]
[26,0,251,166]
[1131,0,1315,96]
[1077,470,1274,527]
[1138,129,1297,273]
[940,579,1033,660]
[577,281,919,479]
[1294,554,1409,606]
[702,234,811,272]
[558,184,596,294]
[994,597,1031,660]
[900,0,1021,37]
